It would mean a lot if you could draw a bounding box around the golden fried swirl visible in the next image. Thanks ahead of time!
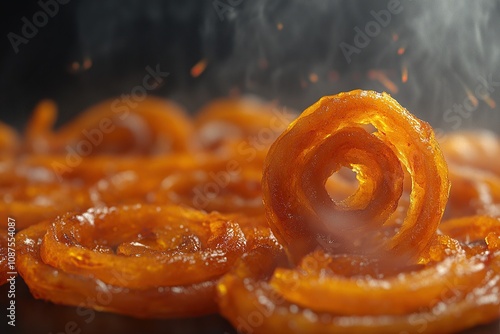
[24,97,194,155]
[194,97,294,155]
[7,91,500,332]
[262,90,450,263]
[17,221,218,318]
[17,205,248,317]
[40,205,246,288]
[439,131,500,219]
[268,238,487,317]
[155,158,263,215]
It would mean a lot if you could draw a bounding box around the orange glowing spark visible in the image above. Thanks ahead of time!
[481,95,496,109]
[464,87,479,108]
[328,70,339,82]
[309,73,319,83]
[401,64,408,83]
[70,61,80,72]
[392,33,399,41]
[277,22,284,30]
[397,47,405,55]
[190,59,208,77]
[368,70,399,94]
[83,58,92,70]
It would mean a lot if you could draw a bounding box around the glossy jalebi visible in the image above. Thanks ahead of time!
[155,157,263,215]
[0,179,92,229]
[440,131,500,219]
[1,97,197,229]
[17,219,219,318]
[17,205,247,317]
[24,97,194,155]
[218,90,500,334]
[262,90,450,263]
[218,239,500,334]
[194,97,294,157]
[440,131,500,175]
[439,215,500,250]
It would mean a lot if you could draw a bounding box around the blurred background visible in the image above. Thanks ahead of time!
[0,0,499,134]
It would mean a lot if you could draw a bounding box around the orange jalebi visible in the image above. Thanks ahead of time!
[24,97,194,155]
[440,131,500,219]
[218,90,500,333]
[262,90,449,263]
[194,97,293,156]
[17,205,247,317]
[1,97,197,229]
[155,157,263,215]
[2,96,283,230]
[218,239,500,333]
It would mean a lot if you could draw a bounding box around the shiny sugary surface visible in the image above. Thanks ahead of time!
[3,96,283,318]
[1,91,500,333]
[262,90,450,262]
[218,90,500,334]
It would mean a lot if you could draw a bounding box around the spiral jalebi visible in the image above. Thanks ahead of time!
[219,90,500,333]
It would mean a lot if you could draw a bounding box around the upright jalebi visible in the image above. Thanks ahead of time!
[262,90,450,263]
[218,90,500,333]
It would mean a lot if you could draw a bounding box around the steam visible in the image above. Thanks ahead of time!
[3,0,498,132]
[403,0,500,131]
[200,0,500,132]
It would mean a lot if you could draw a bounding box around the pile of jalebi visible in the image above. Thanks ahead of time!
[1,90,499,333]
[1,96,289,317]
[440,131,500,220]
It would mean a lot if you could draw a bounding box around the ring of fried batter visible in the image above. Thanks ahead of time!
[262,90,450,262]
[17,205,248,317]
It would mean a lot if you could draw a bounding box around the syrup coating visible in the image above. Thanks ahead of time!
[219,90,500,333]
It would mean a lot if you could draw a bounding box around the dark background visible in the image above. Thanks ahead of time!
[1,0,499,132]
